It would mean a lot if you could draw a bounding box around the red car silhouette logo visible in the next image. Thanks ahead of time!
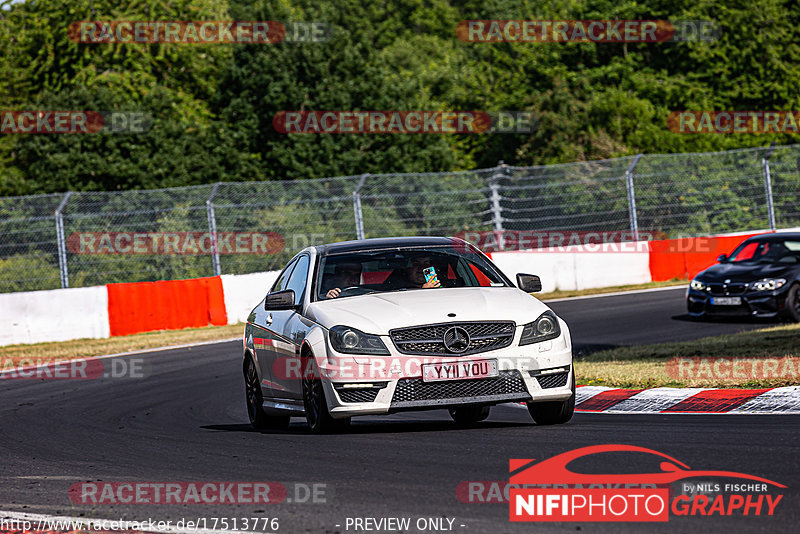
[510,444,785,487]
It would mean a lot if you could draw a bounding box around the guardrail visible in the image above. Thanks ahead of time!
[1,144,798,293]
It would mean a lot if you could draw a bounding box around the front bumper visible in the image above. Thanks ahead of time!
[319,326,574,418]
[686,286,792,318]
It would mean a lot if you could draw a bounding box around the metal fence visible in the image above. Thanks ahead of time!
[1,144,799,293]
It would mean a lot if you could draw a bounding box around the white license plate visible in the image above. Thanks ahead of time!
[711,297,742,305]
[422,359,498,382]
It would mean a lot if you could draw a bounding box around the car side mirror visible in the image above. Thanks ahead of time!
[717,254,728,263]
[265,289,298,310]
[516,273,542,293]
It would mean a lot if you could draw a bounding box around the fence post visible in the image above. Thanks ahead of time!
[352,173,369,240]
[206,183,221,276]
[761,143,777,231]
[625,154,643,241]
[55,191,73,289]
[489,161,506,250]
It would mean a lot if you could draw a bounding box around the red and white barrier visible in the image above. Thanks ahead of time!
[0,229,795,346]
[106,276,228,336]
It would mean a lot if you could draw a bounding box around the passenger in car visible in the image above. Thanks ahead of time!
[383,254,442,290]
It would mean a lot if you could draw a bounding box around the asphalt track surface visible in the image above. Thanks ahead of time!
[1,288,798,533]
[547,287,780,354]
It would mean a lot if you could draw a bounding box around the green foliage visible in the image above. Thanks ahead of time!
[2,0,799,193]
[2,0,800,290]
[0,253,60,293]
[11,85,252,193]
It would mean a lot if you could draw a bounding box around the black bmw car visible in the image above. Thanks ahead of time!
[687,232,800,321]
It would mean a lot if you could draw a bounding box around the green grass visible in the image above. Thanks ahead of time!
[576,323,800,389]
[0,323,244,365]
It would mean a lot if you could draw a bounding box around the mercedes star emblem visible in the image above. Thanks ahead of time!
[443,326,470,353]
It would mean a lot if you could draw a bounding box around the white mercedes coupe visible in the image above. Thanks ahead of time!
[242,237,574,433]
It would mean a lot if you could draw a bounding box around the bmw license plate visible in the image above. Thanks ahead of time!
[422,359,498,382]
[711,297,742,305]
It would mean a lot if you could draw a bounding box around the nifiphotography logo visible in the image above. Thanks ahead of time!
[509,444,785,522]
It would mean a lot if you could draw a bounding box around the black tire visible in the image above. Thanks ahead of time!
[449,405,491,425]
[785,284,800,322]
[527,373,575,425]
[302,357,350,434]
[244,357,290,430]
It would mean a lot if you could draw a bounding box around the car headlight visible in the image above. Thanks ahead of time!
[329,326,390,355]
[519,311,561,346]
[690,279,707,291]
[750,278,787,291]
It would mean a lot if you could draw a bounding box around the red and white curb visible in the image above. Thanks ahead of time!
[574,385,800,414]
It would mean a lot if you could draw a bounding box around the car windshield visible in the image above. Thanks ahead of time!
[314,245,509,300]
[728,239,800,263]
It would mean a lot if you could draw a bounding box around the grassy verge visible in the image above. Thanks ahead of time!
[0,323,244,365]
[575,323,800,389]
[538,279,686,300]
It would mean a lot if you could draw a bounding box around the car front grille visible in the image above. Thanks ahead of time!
[536,372,570,389]
[708,283,747,296]
[389,321,515,356]
[390,370,530,408]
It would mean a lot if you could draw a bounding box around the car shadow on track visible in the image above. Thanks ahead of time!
[202,419,532,435]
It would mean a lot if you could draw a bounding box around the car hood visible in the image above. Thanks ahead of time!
[697,261,796,283]
[306,287,551,334]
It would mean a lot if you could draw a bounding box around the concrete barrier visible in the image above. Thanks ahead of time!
[491,245,652,293]
[0,286,110,346]
[221,271,280,325]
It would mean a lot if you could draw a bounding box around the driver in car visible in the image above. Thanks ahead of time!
[324,262,363,299]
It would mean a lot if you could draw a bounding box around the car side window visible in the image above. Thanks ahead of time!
[284,255,310,306]
[271,258,298,293]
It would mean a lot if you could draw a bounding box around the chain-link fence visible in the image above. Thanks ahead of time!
[1,144,799,293]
